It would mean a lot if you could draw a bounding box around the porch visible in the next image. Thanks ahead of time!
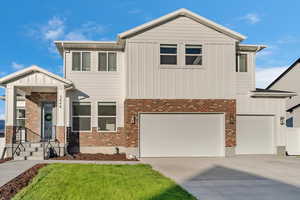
[0,66,73,159]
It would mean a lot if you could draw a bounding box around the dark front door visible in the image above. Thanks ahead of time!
[42,102,54,140]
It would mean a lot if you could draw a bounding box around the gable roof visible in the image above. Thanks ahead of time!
[118,8,246,41]
[266,58,300,89]
[0,65,73,86]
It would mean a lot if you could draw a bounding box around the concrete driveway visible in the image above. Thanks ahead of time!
[141,156,300,200]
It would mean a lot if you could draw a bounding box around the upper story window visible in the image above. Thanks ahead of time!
[98,52,117,71]
[72,52,91,71]
[185,45,202,65]
[160,44,177,65]
[236,53,247,72]
[72,102,91,131]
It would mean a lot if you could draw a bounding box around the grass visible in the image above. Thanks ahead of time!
[13,164,196,200]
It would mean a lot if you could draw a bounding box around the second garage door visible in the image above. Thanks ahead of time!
[236,115,274,154]
[139,113,225,157]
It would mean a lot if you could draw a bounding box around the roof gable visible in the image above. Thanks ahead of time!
[266,58,300,89]
[0,65,72,86]
[118,8,246,41]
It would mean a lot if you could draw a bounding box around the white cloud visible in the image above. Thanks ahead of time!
[11,62,25,70]
[241,13,260,24]
[0,114,4,120]
[256,66,288,88]
[27,17,106,53]
[43,16,65,40]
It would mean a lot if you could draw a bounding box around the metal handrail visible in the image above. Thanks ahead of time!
[12,126,26,158]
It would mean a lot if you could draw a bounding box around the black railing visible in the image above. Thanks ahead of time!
[11,126,60,159]
[12,126,27,158]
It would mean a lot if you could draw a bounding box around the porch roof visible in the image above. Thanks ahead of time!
[0,65,73,88]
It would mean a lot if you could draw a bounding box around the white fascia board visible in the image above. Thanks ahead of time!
[118,8,246,41]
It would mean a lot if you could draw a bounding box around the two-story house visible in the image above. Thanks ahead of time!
[0,8,296,160]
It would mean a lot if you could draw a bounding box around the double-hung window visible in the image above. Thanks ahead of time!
[72,52,91,71]
[16,108,26,127]
[236,53,247,72]
[98,102,116,132]
[72,102,91,131]
[98,52,117,71]
[160,44,177,65]
[185,45,202,65]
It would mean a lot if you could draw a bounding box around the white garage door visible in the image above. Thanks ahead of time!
[139,113,224,157]
[236,115,274,154]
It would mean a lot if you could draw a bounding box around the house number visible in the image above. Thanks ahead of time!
[59,95,62,108]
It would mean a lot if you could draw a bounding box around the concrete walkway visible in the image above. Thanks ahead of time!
[0,160,140,187]
[141,156,300,200]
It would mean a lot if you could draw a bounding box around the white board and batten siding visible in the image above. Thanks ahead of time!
[9,72,65,86]
[65,51,126,128]
[237,95,286,148]
[236,52,256,95]
[126,16,237,99]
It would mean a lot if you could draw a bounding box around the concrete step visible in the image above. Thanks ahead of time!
[19,150,44,157]
[14,156,26,160]
[26,147,43,152]
[26,156,44,160]
[30,143,43,148]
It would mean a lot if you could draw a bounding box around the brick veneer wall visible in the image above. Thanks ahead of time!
[124,99,236,148]
[70,127,126,148]
[25,93,57,142]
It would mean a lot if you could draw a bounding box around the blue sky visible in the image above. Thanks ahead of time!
[1,0,300,119]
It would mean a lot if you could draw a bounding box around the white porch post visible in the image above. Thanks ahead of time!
[56,86,66,147]
[5,85,16,127]
[56,86,65,127]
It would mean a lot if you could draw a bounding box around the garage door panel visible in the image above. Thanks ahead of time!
[236,115,274,154]
[140,113,224,157]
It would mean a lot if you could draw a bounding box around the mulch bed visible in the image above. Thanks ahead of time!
[0,164,47,200]
[50,153,138,161]
[0,158,12,164]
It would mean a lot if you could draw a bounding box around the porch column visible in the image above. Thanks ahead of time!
[5,85,16,144]
[56,86,65,144]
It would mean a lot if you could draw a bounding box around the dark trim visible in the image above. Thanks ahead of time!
[253,88,295,93]
[287,104,300,113]
[266,58,300,89]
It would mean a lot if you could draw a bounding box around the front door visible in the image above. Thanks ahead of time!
[42,102,54,140]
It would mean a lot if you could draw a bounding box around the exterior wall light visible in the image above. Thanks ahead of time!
[280,116,285,125]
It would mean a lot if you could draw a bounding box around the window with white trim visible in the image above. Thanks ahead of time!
[16,108,26,127]
[72,52,91,71]
[72,102,91,131]
[236,53,247,72]
[185,45,202,65]
[160,44,177,65]
[98,102,116,131]
[98,52,117,71]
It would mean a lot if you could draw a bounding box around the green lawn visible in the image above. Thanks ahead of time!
[13,164,196,200]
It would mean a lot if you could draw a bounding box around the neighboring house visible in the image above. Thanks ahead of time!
[267,58,300,127]
[0,8,296,159]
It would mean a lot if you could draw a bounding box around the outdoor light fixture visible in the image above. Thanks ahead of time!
[230,114,235,124]
[130,115,136,124]
[280,117,285,125]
